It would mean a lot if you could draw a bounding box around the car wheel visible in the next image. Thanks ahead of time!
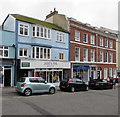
[71,87,75,92]
[49,87,55,94]
[24,88,32,96]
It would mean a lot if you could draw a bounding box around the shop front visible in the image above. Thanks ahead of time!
[19,59,70,86]
[72,64,90,83]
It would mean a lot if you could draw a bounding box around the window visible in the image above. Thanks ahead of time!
[109,53,113,63]
[59,53,64,60]
[57,32,65,43]
[109,40,113,48]
[105,38,108,47]
[32,25,51,39]
[100,38,103,46]
[32,47,51,60]
[19,48,28,57]
[90,35,95,44]
[19,24,29,36]
[0,46,8,58]
[83,48,88,61]
[75,30,80,41]
[90,49,95,62]
[100,51,104,62]
[109,68,112,77]
[104,68,108,79]
[83,33,88,43]
[75,47,80,61]
[105,52,108,62]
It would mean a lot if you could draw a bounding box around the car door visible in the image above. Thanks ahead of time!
[76,79,85,91]
[37,78,49,92]
[29,78,40,93]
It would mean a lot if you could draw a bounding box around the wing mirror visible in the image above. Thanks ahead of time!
[45,81,47,84]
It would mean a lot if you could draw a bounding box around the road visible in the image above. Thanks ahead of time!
[2,87,119,116]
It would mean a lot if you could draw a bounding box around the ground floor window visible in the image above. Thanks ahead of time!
[104,68,108,79]
[34,70,63,83]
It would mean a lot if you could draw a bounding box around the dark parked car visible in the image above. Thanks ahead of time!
[89,79,113,89]
[59,78,88,92]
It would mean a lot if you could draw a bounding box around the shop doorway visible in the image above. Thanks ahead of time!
[4,68,11,86]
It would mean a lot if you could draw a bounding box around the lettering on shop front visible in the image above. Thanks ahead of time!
[44,62,58,67]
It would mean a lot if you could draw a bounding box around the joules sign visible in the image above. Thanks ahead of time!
[21,60,70,69]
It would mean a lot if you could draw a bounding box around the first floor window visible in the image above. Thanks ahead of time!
[100,51,104,62]
[105,52,108,62]
[90,49,95,62]
[83,48,88,61]
[32,47,51,60]
[0,46,8,58]
[75,47,80,61]
[19,24,29,36]
[90,35,95,44]
[59,53,64,60]
[19,48,28,57]
[109,53,113,63]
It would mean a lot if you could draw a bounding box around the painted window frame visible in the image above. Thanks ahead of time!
[83,48,88,62]
[19,23,29,36]
[100,51,104,62]
[83,33,88,43]
[75,30,80,41]
[19,48,28,57]
[59,53,64,60]
[90,35,95,44]
[105,52,108,62]
[32,25,51,39]
[100,38,103,46]
[109,53,113,63]
[56,32,65,43]
[75,47,80,61]
[105,38,108,48]
[104,68,108,79]
[109,40,113,48]
[109,68,112,77]
[90,49,95,62]
[0,46,9,58]
[32,46,51,60]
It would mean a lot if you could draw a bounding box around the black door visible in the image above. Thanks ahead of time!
[4,69,11,86]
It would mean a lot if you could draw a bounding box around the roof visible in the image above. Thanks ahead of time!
[10,14,68,33]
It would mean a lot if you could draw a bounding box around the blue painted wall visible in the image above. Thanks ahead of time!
[16,21,70,61]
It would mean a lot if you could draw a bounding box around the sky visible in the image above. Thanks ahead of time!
[0,0,119,30]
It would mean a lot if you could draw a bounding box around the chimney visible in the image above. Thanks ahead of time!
[46,8,58,19]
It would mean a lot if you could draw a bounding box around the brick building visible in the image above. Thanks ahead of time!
[46,9,117,82]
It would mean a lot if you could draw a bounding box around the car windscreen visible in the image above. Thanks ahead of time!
[18,77,25,82]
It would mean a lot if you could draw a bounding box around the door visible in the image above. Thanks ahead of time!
[4,69,11,86]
